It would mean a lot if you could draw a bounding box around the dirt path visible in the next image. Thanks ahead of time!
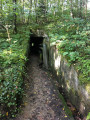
[13,55,74,120]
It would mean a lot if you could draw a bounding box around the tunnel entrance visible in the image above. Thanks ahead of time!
[30,35,43,55]
[30,35,43,66]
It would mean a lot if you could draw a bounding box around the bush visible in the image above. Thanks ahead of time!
[0,26,30,118]
[47,17,90,85]
[57,32,90,84]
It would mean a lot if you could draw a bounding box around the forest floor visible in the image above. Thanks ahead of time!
[11,55,74,120]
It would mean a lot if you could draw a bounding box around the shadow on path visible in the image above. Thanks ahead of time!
[12,55,74,120]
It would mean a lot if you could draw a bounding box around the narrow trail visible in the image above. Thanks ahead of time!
[13,55,74,120]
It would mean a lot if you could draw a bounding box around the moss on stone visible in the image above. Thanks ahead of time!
[66,80,71,91]
[69,87,75,94]
[86,84,90,94]
[87,112,90,120]
[78,73,88,84]
[58,93,73,117]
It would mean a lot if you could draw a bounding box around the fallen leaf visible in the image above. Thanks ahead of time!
[6,112,8,116]
[65,115,67,117]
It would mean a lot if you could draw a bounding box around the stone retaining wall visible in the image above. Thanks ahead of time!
[43,42,90,117]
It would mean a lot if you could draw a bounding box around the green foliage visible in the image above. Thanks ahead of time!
[47,17,90,85]
[0,0,90,118]
[87,112,90,120]
[58,31,90,84]
[0,26,30,118]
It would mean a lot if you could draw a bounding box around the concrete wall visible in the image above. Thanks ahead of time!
[43,42,90,117]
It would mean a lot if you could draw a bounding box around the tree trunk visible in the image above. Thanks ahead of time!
[76,0,79,17]
[23,0,25,23]
[85,0,87,18]
[13,0,17,33]
[28,0,32,23]
[0,0,2,10]
[70,0,74,17]
[79,0,82,18]
[62,0,64,15]
[0,0,3,17]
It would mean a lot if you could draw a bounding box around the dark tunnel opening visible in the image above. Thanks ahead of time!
[30,36,43,56]
[29,35,44,66]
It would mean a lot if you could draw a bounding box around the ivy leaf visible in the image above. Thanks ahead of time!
[63,52,68,56]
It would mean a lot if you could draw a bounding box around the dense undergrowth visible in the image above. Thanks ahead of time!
[45,16,90,85]
[0,25,30,118]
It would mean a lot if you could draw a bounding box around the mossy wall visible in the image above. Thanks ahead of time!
[43,41,90,117]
